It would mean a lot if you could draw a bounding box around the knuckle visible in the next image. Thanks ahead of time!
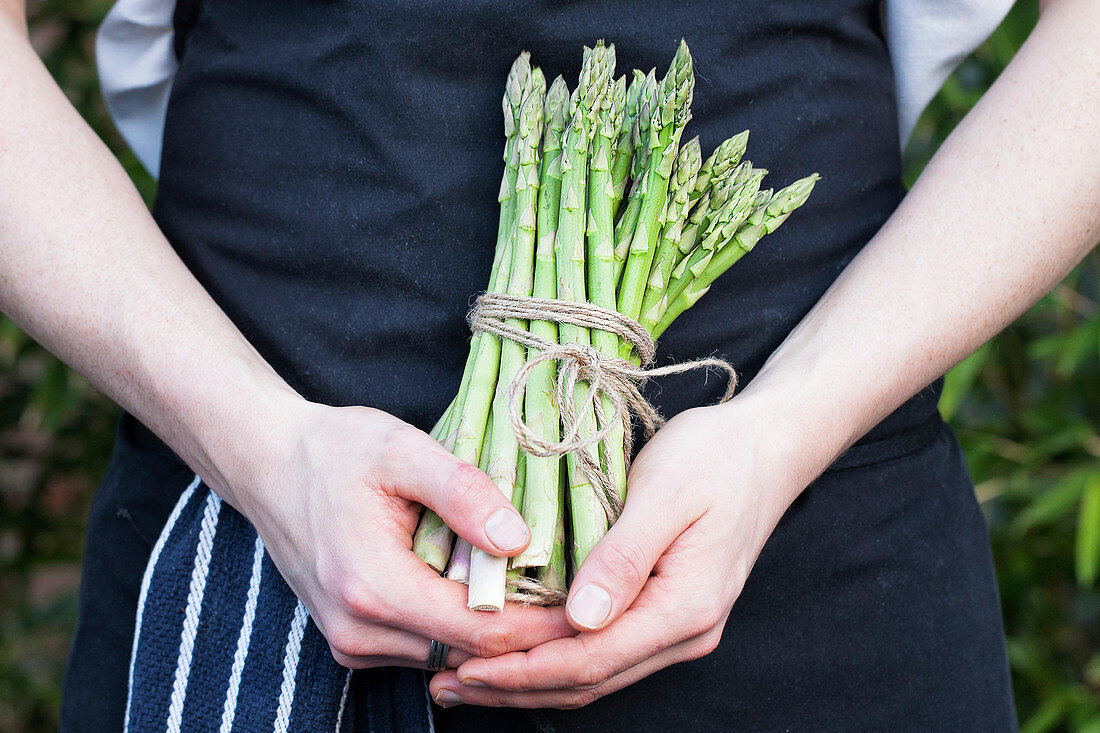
[329,646,383,670]
[593,537,650,589]
[471,626,511,658]
[688,629,724,661]
[360,422,415,490]
[328,646,362,668]
[326,625,363,661]
[681,599,725,638]
[445,461,491,514]
[481,692,509,708]
[363,412,423,468]
[325,619,386,662]
[574,663,610,690]
[376,424,415,471]
[682,612,713,639]
[337,581,387,623]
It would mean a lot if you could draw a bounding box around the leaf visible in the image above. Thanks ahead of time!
[1013,469,1089,534]
[1055,323,1099,379]
[1075,475,1100,586]
[1021,694,1068,733]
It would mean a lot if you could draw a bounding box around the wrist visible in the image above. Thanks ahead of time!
[712,377,852,502]
[150,356,310,514]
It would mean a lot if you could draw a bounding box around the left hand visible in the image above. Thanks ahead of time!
[428,399,810,709]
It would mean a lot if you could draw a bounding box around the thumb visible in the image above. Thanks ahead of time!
[389,430,530,558]
[565,500,680,631]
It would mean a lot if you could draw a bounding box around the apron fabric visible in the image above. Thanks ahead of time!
[61,0,1017,730]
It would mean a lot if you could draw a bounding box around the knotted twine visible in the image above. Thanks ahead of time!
[467,292,738,604]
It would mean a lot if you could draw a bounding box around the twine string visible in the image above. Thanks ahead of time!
[466,292,738,605]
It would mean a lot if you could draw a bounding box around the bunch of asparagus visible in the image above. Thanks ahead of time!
[411,40,818,611]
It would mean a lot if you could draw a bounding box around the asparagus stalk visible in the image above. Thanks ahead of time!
[616,40,694,359]
[445,538,473,582]
[468,70,547,611]
[638,137,702,320]
[512,76,570,569]
[676,132,749,255]
[693,131,748,206]
[503,430,528,594]
[449,405,507,585]
[612,69,658,281]
[451,54,535,465]
[609,70,644,220]
[586,76,630,501]
[653,173,820,336]
[536,456,569,593]
[651,190,770,336]
[411,52,532,566]
[643,163,762,332]
[687,166,767,279]
[557,42,615,571]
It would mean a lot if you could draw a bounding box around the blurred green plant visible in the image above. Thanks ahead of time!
[0,0,1096,731]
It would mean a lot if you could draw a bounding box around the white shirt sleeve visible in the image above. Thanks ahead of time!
[884,0,1015,147]
[96,0,177,177]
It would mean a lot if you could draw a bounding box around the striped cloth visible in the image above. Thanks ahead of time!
[123,476,434,732]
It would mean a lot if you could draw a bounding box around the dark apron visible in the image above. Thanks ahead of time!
[61,1,1017,730]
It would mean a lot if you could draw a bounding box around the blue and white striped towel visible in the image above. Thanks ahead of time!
[123,476,434,732]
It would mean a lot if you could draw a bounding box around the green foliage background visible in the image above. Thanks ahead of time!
[1,1,1096,729]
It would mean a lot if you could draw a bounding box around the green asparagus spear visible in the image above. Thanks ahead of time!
[587,75,629,501]
[612,69,658,282]
[513,75,570,569]
[692,131,748,206]
[609,70,644,220]
[616,40,694,359]
[468,70,546,611]
[536,456,569,594]
[653,173,820,336]
[413,52,532,567]
[644,166,766,331]
[556,42,615,572]
[638,137,702,319]
[450,53,537,471]
[411,404,464,572]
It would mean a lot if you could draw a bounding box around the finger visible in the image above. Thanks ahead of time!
[429,625,723,709]
[386,427,530,557]
[325,623,472,670]
[378,554,577,657]
[564,493,695,631]
[452,573,695,692]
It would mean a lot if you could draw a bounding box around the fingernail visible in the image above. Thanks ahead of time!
[434,688,463,708]
[459,676,487,688]
[484,507,529,552]
[568,584,613,629]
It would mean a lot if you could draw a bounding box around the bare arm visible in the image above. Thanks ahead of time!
[434,0,1100,708]
[0,3,571,669]
[0,2,294,492]
[742,0,1100,484]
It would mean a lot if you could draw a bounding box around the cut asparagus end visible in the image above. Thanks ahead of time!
[467,551,507,611]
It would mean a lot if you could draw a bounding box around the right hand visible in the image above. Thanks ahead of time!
[227,399,573,670]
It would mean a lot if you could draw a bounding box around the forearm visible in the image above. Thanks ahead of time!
[736,0,1099,489]
[0,13,300,503]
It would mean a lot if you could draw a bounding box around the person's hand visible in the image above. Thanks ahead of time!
[428,399,810,707]
[231,400,575,670]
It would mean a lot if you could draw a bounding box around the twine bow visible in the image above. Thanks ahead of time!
[468,292,738,528]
